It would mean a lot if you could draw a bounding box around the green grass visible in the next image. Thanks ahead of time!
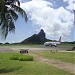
[0,52,74,75]
[34,51,75,63]
[10,54,33,61]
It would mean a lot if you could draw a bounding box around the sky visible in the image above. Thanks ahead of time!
[0,0,75,43]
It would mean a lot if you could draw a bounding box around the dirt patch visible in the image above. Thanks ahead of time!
[30,53,75,74]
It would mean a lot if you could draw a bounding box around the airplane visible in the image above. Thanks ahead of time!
[44,36,61,47]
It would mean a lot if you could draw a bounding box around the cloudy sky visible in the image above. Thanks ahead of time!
[0,0,75,43]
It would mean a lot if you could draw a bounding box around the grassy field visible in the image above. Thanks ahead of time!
[34,51,75,64]
[0,52,74,75]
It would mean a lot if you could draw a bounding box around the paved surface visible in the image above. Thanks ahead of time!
[0,47,13,52]
[0,45,74,52]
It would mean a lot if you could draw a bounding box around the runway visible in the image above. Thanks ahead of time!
[0,45,74,52]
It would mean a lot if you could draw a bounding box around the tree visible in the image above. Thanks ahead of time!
[0,0,28,39]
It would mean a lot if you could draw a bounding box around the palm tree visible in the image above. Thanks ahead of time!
[0,0,28,39]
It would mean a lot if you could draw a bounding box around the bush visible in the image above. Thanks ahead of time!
[66,47,75,51]
[10,54,33,61]
[10,55,19,60]
[19,56,33,61]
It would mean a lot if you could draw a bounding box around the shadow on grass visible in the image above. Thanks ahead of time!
[0,66,22,74]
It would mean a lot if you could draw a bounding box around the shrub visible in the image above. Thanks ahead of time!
[10,54,34,61]
[10,55,19,60]
[19,55,33,61]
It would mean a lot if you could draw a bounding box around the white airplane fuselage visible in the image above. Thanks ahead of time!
[44,41,60,47]
[44,37,61,47]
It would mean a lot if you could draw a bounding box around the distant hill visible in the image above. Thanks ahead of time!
[21,29,51,44]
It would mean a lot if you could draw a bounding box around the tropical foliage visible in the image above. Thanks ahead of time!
[0,0,28,39]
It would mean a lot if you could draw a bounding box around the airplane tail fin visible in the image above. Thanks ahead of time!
[59,36,61,42]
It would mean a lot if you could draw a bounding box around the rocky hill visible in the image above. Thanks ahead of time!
[21,29,50,44]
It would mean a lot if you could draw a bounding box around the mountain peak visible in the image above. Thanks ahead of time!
[21,29,49,44]
[38,29,46,41]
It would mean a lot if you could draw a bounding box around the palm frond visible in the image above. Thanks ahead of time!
[1,19,8,39]
[8,19,15,33]
[10,9,18,21]
[0,20,3,26]
[0,12,5,27]
[14,0,20,6]
[0,0,28,39]
[1,14,15,38]
[11,4,28,22]
[5,11,15,33]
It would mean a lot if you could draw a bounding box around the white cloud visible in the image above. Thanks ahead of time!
[63,0,75,11]
[20,0,74,41]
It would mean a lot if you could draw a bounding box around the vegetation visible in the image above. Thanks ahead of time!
[10,53,34,61]
[0,52,74,75]
[0,0,28,39]
[62,41,75,44]
[34,51,75,63]
[60,42,75,46]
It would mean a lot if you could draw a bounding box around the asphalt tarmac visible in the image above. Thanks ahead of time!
[0,45,74,52]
